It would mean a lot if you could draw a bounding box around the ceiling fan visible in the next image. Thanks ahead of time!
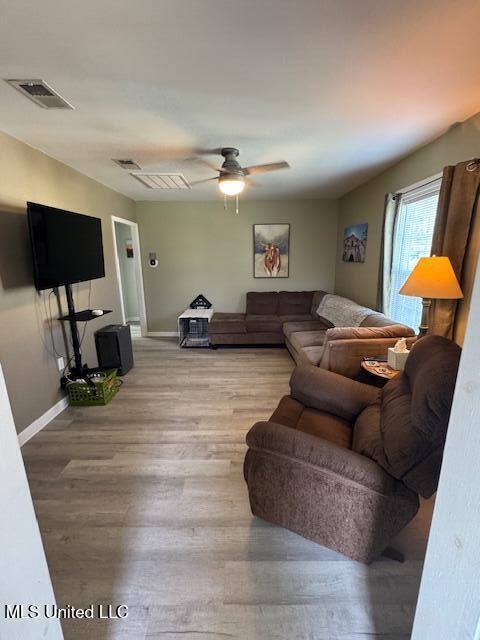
[190,147,290,196]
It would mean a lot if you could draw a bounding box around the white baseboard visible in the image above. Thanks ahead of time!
[147,331,178,338]
[18,396,69,447]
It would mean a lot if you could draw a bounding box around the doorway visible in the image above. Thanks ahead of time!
[111,217,147,337]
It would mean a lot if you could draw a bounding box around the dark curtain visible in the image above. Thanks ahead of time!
[429,160,480,338]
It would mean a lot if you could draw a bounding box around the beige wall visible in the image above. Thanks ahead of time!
[335,112,480,343]
[0,130,136,433]
[136,199,338,332]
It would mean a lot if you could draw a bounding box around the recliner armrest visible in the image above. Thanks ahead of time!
[246,420,395,495]
[290,365,379,421]
[324,324,415,342]
[319,336,417,379]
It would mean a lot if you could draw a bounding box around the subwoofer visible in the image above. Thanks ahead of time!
[95,324,134,375]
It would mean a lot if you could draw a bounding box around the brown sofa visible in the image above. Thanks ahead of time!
[209,291,318,345]
[209,290,415,379]
[244,335,461,563]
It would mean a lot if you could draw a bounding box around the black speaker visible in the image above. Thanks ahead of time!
[95,324,134,376]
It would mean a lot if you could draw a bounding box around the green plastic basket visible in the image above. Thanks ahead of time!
[67,369,120,406]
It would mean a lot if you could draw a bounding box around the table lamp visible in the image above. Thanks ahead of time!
[399,256,463,336]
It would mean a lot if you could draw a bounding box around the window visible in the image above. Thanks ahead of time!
[388,179,441,331]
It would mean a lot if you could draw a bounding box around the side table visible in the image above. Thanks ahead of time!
[360,359,400,388]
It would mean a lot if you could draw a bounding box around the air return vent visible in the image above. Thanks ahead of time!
[113,159,142,171]
[5,79,74,109]
[131,173,191,190]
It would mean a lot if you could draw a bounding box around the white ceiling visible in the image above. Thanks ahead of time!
[0,0,480,201]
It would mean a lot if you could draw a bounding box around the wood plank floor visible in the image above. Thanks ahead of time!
[22,338,433,640]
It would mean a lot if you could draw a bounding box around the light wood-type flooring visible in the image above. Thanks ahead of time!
[22,338,433,640]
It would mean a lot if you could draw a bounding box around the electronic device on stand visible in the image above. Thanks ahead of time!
[27,201,115,389]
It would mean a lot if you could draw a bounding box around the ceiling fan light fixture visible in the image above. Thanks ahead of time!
[218,175,245,196]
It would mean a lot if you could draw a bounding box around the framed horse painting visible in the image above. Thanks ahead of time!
[253,224,290,278]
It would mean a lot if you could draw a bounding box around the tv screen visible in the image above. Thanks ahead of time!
[27,202,105,291]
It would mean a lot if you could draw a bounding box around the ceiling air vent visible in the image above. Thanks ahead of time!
[5,79,74,109]
[113,159,142,171]
[131,173,191,190]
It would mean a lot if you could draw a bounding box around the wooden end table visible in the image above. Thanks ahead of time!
[361,359,400,388]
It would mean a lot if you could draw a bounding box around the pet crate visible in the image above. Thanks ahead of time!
[179,317,210,347]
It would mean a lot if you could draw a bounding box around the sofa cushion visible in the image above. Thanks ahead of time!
[270,396,352,448]
[209,312,246,334]
[297,345,325,366]
[246,291,278,315]
[311,291,329,318]
[279,314,315,324]
[246,314,282,333]
[290,330,327,352]
[296,408,352,448]
[283,320,329,340]
[270,395,304,428]
[352,402,383,460]
[278,291,314,316]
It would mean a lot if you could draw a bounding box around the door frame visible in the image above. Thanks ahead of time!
[111,216,148,337]
[0,363,63,639]
[411,256,480,638]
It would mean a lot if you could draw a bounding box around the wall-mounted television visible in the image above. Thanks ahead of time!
[27,202,105,291]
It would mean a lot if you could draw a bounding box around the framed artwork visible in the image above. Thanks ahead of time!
[342,223,368,263]
[125,239,134,258]
[253,224,290,278]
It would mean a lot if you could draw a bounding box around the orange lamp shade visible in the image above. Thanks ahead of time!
[399,256,463,299]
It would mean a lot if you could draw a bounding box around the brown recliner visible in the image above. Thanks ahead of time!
[244,335,461,563]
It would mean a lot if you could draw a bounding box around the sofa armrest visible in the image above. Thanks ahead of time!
[290,365,379,421]
[246,420,395,494]
[325,324,415,342]
[319,336,417,379]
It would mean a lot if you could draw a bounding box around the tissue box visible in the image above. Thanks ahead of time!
[387,348,409,371]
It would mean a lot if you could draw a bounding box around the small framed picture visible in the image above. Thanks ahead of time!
[253,224,290,278]
[343,223,368,263]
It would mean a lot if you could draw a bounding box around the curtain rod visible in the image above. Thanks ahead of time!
[397,172,443,196]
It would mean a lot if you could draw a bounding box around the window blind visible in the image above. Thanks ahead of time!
[388,180,441,331]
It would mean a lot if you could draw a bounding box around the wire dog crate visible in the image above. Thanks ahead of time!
[177,308,214,348]
[180,318,209,347]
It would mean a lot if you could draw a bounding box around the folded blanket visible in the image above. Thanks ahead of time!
[317,294,372,327]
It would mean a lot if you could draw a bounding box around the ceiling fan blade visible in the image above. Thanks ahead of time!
[243,161,290,176]
[189,176,218,186]
[246,177,261,188]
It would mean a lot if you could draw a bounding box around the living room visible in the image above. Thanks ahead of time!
[1,1,480,639]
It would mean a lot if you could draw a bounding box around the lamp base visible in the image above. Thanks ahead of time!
[418,298,431,337]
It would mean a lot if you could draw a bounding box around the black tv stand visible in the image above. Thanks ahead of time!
[59,284,112,381]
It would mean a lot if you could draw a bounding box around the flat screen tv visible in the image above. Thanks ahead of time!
[27,202,105,291]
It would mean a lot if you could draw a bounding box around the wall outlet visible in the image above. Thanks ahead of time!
[56,357,65,372]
